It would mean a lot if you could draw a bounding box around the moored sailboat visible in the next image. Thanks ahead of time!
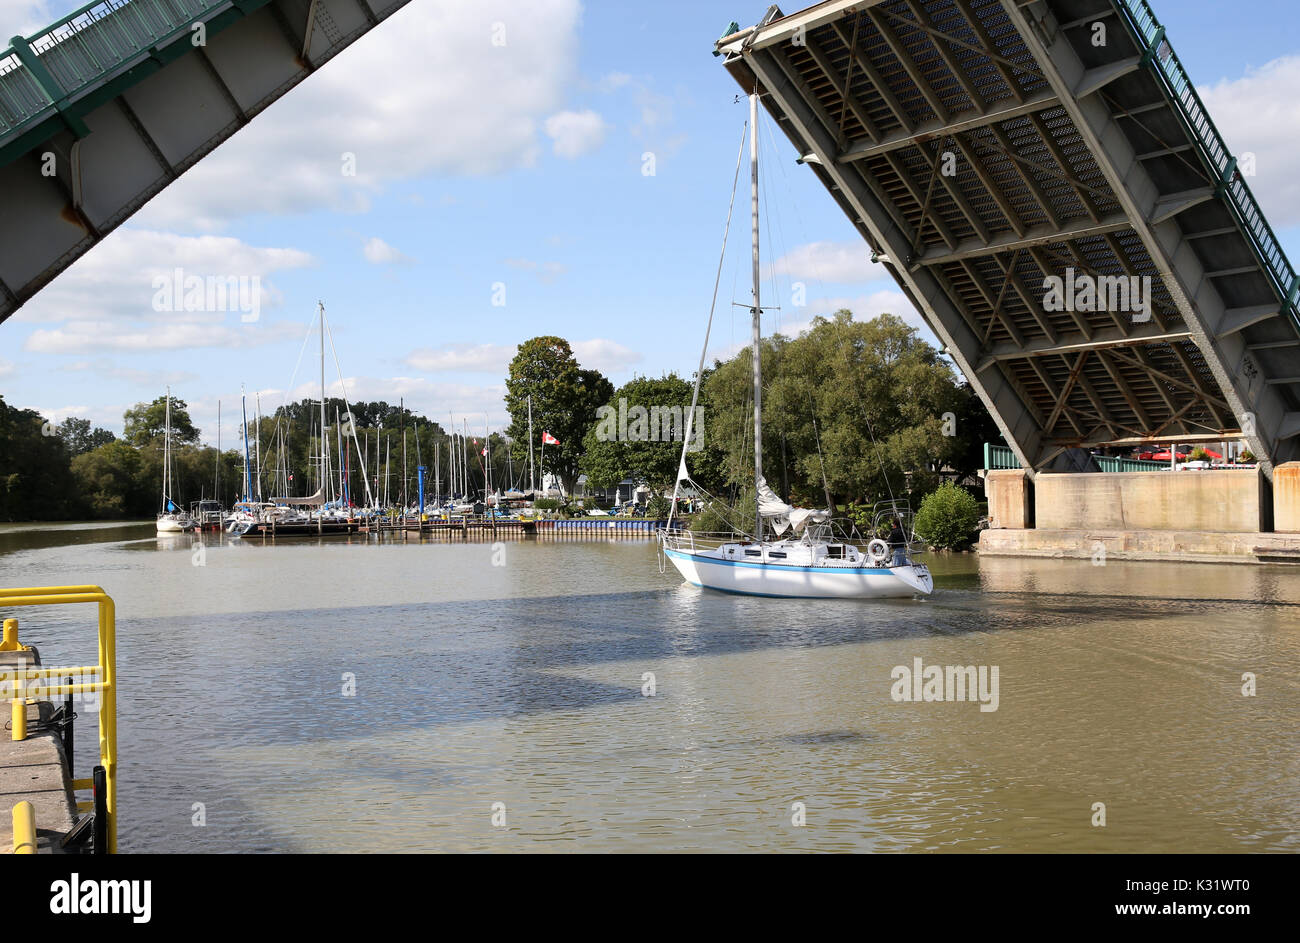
[156,387,196,533]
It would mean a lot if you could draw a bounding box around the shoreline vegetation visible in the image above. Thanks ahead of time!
[4,312,996,542]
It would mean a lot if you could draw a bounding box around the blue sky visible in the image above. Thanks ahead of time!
[3,0,1299,444]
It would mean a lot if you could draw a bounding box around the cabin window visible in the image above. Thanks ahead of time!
[827,545,845,558]
[744,549,761,557]
[768,551,787,559]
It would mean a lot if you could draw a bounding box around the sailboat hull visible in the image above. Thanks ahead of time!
[664,547,932,599]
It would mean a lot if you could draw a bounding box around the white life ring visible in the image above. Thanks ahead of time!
[867,538,890,564]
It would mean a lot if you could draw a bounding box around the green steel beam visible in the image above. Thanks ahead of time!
[0,0,274,169]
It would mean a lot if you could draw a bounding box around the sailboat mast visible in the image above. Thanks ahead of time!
[527,395,535,493]
[162,387,171,512]
[255,392,263,502]
[215,399,221,506]
[240,386,252,504]
[318,302,326,516]
[330,408,340,504]
[749,90,764,540]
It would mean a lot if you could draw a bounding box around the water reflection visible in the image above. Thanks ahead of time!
[0,524,1295,852]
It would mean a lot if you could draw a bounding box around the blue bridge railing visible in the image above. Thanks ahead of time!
[984,443,1169,471]
[1114,0,1300,332]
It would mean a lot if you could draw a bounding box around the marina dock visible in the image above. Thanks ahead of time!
[234,517,671,539]
[0,693,75,853]
[0,590,116,855]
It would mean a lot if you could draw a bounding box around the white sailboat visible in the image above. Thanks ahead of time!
[156,387,196,533]
[660,92,932,599]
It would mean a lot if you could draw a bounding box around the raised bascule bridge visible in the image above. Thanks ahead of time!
[715,0,1300,500]
[0,0,413,325]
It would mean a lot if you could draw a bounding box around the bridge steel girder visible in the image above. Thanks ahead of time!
[998,0,1297,476]
[0,0,412,326]
[723,12,1051,473]
[717,0,1300,479]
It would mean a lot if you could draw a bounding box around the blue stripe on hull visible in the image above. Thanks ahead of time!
[664,547,894,575]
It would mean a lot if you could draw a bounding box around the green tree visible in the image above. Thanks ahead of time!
[913,480,981,550]
[123,395,199,447]
[504,337,612,496]
[705,311,968,511]
[0,396,77,520]
[55,416,115,456]
[71,440,147,518]
[581,373,696,491]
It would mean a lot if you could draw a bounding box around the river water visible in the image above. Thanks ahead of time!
[1,521,1295,853]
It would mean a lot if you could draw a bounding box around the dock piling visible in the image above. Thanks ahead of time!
[11,801,35,854]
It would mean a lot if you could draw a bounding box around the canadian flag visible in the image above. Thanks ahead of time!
[542,431,559,446]
[481,446,488,456]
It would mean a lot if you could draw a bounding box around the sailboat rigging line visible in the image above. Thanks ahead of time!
[756,106,784,338]
[667,118,748,532]
[762,107,832,316]
[806,388,832,509]
[322,310,376,509]
[838,318,900,510]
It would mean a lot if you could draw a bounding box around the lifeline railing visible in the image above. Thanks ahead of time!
[0,585,116,854]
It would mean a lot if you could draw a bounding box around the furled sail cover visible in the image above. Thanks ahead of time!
[269,487,326,506]
[756,476,829,535]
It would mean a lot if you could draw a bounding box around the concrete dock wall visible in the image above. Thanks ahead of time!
[978,463,1300,563]
[1033,470,1270,533]
[978,528,1300,564]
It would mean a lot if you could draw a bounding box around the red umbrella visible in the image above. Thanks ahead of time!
[1201,449,1222,459]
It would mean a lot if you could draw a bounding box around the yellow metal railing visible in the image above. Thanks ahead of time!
[0,585,116,854]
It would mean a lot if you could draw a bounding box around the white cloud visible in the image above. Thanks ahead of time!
[544,109,608,159]
[402,337,642,378]
[24,320,306,355]
[771,241,894,284]
[404,343,517,374]
[25,403,123,432]
[1,0,57,37]
[571,338,643,374]
[503,258,567,283]
[133,0,582,230]
[1199,56,1300,228]
[14,228,314,325]
[362,237,412,265]
[282,376,510,429]
[780,291,932,338]
[705,291,930,363]
[597,72,632,92]
[61,360,199,387]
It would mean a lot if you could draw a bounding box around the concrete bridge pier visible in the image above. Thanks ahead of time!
[981,466,1300,563]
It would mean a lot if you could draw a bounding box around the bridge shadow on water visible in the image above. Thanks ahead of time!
[112,581,1271,750]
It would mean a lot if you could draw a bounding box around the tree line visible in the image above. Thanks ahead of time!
[4,308,997,521]
[508,311,998,512]
[0,393,520,521]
